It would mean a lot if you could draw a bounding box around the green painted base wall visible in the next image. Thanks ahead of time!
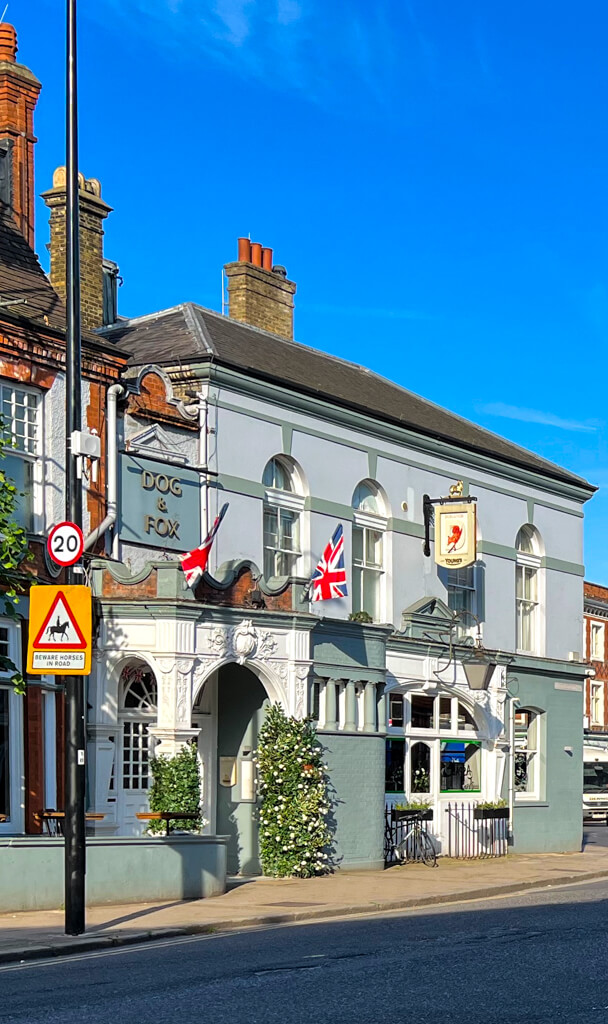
[509,671,583,854]
[320,733,385,871]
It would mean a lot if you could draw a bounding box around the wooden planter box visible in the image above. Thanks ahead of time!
[473,806,509,821]
[391,808,433,822]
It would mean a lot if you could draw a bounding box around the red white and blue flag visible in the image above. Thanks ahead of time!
[180,503,229,588]
[309,524,348,602]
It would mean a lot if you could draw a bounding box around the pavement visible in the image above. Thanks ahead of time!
[3,838,608,965]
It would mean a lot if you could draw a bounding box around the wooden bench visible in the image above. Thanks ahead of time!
[34,810,105,837]
[136,811,199,836]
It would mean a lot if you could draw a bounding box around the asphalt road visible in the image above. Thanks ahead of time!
[584,823,608,847]
[3,879,608,1023]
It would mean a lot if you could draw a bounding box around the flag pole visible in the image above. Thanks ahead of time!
[64,0,86,936]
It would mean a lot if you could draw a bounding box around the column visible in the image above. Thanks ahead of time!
[363,681,377,733]
[376,683,387,736]
[324,680,338,731]
[344,680,357,732]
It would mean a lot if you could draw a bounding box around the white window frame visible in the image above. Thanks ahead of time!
[590,621,605,662]
[514,708,541,801]
[119,670,158,793]
[262,458,305,581]
[352,483,388,623]
[0,620,24,833]
[0,382,43,534]
[591,682,604,727]
[516,553,542,654]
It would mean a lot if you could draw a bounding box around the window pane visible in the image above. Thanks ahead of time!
[365,529,383,568]
[353,482,381,515]
[361,569,379,620]
[3,454,33,530]
[410,741,431,793]
[385,738,405,792]
[389,694,404,727]
[439,697,451,730]
[352,526,364,564]
[0,690,9,817]
[440,741,481,792]
[263,507,278,548]
[411,695,434,729]
[457,702,476,731]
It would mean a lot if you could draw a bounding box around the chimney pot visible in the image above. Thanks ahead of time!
[272,265,287,278]
[261,246,273,271]
[237,236,251,262]
[250,242,263,267]
[0,24,17,63]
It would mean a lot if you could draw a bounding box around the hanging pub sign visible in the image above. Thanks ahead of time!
[422,481,478,568]
[434,502,477,569]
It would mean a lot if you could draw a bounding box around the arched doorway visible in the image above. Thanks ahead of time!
[195,662,270,875]
[117,663,158,835]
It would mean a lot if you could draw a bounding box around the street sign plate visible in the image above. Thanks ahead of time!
[47,521,85,567]
[26,585,92,675]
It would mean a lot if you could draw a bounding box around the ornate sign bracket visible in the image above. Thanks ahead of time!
[422,482,477,559]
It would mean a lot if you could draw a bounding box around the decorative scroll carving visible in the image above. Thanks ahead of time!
[206,620,278,665]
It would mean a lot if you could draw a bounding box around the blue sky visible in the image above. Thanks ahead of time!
[22,0,608,579]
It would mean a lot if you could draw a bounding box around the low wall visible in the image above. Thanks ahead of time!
[0,835,228,913]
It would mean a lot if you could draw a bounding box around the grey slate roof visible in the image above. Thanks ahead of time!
[99,301,594,492]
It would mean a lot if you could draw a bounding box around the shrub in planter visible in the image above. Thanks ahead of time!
[147,742,204,835]
[393,801,433,821]
[473,800,509,820]
[256,704,332,878]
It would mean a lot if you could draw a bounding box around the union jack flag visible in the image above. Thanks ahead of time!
[309,524,348,601]
[180,503,228,588]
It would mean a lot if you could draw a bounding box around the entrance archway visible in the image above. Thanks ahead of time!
[193,662,271,875]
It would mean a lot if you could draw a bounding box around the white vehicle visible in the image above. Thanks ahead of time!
[583,744,608,824]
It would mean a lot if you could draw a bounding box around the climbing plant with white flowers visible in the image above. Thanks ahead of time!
[256,703,332,878]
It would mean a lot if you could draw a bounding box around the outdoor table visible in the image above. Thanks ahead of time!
[136,811,199,836]
[34,811,105,836]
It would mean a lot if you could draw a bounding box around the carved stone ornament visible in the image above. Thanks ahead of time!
[472,690,491,707]
[207,620,278,665]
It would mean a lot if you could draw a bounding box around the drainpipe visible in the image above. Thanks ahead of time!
[84,383,124,555]
[508,694,515,845]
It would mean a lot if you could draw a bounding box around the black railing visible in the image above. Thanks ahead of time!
[384,807,433,864]
[446,802,508,859]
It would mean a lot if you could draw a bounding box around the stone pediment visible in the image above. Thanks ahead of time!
[126,424,189,464]
[400,596,454,641]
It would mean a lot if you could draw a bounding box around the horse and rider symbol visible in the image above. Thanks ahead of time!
[46,614,71,642]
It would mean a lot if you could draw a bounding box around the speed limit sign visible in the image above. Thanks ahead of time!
[47,521,85,567]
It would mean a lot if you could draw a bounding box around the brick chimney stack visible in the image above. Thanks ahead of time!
[0,24,41,250]
[42,167,112,330]
[224,238,296,339]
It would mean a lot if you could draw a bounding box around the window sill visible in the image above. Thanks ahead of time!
[514,799,547,807]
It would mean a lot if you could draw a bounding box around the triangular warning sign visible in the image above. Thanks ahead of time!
[33,590,87,650]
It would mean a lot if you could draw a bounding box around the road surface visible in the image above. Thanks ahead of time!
[2,877,608,1023]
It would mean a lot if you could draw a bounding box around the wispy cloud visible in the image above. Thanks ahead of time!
[86,0,494,112]
[478,402,600,433]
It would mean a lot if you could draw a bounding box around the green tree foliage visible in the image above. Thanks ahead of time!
[256,703,332,877]
[0,425,33,694]
[147,742,203,834]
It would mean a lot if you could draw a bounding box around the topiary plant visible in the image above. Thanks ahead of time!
[256,703,332,878]
[147,742,204,835]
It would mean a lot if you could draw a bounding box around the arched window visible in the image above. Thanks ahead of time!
[514,708,541,798]
[119,665,157,791]
[411,741,431,793]
[352,480,387,621]
[262,456,304,580]
[516,526,542,653]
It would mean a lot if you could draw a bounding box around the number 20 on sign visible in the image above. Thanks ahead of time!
[47,521,84,567]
